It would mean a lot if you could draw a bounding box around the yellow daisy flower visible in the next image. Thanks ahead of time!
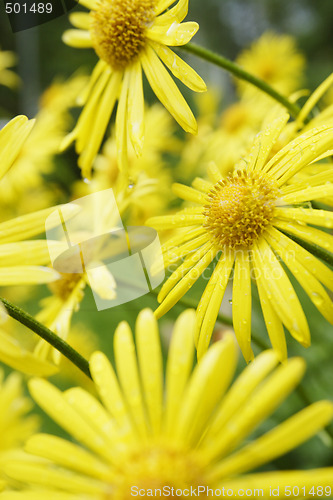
[74,103,177,224]
[236,32,305,100]
[62,0,206,178]
[148,113,333,362]
[2,310,333,498]
[0,47,20,89]
[0,116,63,287]
[0,369,39,483]
[33,180,147,364]
[0,317,58,376]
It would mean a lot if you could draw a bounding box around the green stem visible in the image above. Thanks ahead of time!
[180,43,301,119]
[279,230,333,268]
[0,297,92,380]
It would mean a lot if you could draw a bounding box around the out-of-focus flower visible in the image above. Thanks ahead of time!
[2,310,333,498]
[74,103,177,224]
[0,369,39,478]
[62,0,206,178]
[236,32,305,101]
[0,47,20,89]
[148,113,333,362]
[0,116,63,287]
[0,74,89,218]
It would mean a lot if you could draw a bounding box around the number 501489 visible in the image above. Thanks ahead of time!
[5,3,53,14]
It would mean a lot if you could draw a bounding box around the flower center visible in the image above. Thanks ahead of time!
[203,170,279,250]
[90,0,156,70]
[109,444,207,499]
[48,273,82,300]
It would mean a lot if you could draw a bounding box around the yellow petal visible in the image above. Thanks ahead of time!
[297,72,333,125]
[62,29,93,48]
[210,401,333,481]
[0,491,79,499]
[115,70,130,172]
[249,112,289,175]
[220,468,333,498]
[155,0,175,16]
[232,251,253,362]
[174,333,237,446]
[89,351,135,437]
[0,116,35,180]
[281,183,333,204]
[147,22,198,46]
[202,350,279,446]
[0,266,59,286]
[155,0,188,23]
[274,218,333,254]
[266,229,333,324]
[0,203,79,244]
[141,45,197,134]
[69,12,91,30]
[275,207,333,229]
[253,240,310,347]
[86,263,117,300]
[26,434,110,481]
[253,264,287,361]
[114,322,149,438]
[196,251,234,359]
[28,378,114,462]
[0,330,58,377]
[158,238,212,300]
[163,309,195,435]
[269,226,333,292]
[0,240,63,266]
[155,244,216,318]
[135,309,163,435]
[202,357,305,462]
[172,183,208,204]
[147,213,204,230]
[4,460,104,494]
[79,71,122,178]
[127,60,145,157]
[151,42,206,92]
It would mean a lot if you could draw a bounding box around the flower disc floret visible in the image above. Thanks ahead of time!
[111,444,205,499]
[90,0,155,70]
[203,170,280,249]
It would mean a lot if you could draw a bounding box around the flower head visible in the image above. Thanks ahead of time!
[62,0,206,178]
[0,117,61,287]
[236,32,305,100]
[148,112,333,361]
[0,47,20,89]
[2,310,333,498]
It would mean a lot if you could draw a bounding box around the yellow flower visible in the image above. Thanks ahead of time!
[0,116,62,287]
[32,183,137,363]
[148,113,333,362]
[0,47,20,89]
[74,103,177,224]
[0,75,89,217]
[236,32,305,100]
[0,317,58,376]
[2,310,333,498]
[0,369,39,486]
[62,0,206,178]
